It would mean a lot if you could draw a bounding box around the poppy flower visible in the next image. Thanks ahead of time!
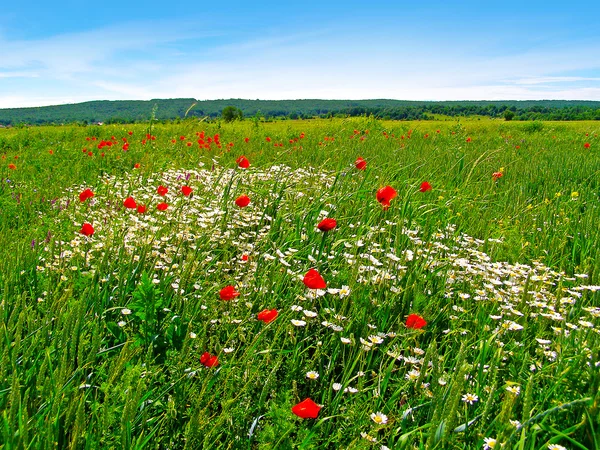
[406,314,427,329]
[466,137,472,143]
[355,157,367,170]
[492,171,503,180]
[157,202,168,211]
[419,181,432,192]
[137,204,146,214]
[134,163,140,169]
[317,218,337,232]
[303,269,326,289]
[123,197,137,209]
[292,398,321,419]
[236,155,250,169]
[157,185,168,196]
[257,308,278,324]
[80,223,94,236]
[79,188,94,202]
[584,142,591,149]
[181,186,193,197]
[244,137,250,143]
[376,186,397,210]
[200,352,219,368]
[219,285,240,301]
[8,164,16,170]
[235,194,251,208]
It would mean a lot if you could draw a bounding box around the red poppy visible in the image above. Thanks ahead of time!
[157,185,168,196]
[406,314,427,329]
[241,254,249,261]
[376,186,397,210]
[200,352,219,368]
[48,149,54,155]
[492,171,503,180]
[317,218,337,232]
[244,137,250,143]
[80,223,94,236]
[219,285,240,301]
[122,143,129,151]
[79,188,94,202]
[134,163,140,169]
[584,142,591,149]
[235,195,251,208]
[257,308,278,324]
[419,181,432,192]
[181,186,193,197]
[236,155,250,169]
[466,137,472,143]
[265,137,271,142]
[157,202,168,211]
[8,164,16,170]
[355,157,367,170]
[128,131,133,136]
[123,197,137,209]
[137,204,147,214]
[303,269,326,289]
[292,398,321,419]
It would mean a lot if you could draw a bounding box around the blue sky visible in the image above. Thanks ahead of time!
[1,1,599,107]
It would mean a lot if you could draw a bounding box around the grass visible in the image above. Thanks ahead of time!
[0,117,599,449]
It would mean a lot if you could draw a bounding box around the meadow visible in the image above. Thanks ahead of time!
[0,117,598,449]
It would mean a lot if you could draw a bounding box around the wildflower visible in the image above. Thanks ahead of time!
[236,155,250,169]
[257,308,278,323]
[121,308,132,315]
[292,398,321,419]
[406,314,427,329]
[219,285,240,301]
[303,269,327,289]
[291,319,307,327]
[79,188,94,202]
[355,157,367,170]
[200,352,219,368]
[134,163,140,168]
[370,412,388,424]
[136,204,146,214]
[157,185,168,196]
[548,445,567,450]
[492,171,503,180]
[317,218,337,232]
[340,337,351,344]
[462,393,479,405]
[181,186,193,196]
[235,194,251,208]
[80,223,94,236]
[483,437,497,449]
[506,385,521,395]
[376,186,397,210]
[306,371,319,380]
[405,369,421,381]
[419,181,432,192]
[584,142,591,149]
[157,202,168,211]
[332,383,343,391]
[8,163,16,170]
[123,197,137,209]
[571,191,579,199]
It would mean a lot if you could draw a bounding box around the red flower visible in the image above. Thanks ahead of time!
[236,155,250,169]
[492,171,503,180]
[303,269,326,289]
[137,204,147,214]
[376,186,397,210]
[80,223,94,236]
[257,308,278,324]
[200,352,219,368]
[128,131,133,136]
[292,398,321,419]
[241,254,249,261]
[134,163,140,169]
[406,314,427,329]
[122,143,129,151]
[244,137,250,143]
[8,164,16,170]
[79,188,94,202]
[181,186,193,197]
[219,285,240,301]
[355,157,367,170]
[584,142,591,149]
[157,202,168,211]
[123,197,137,209]
[419,181,432,192]
[157,185,168,196]
[317,218,337,232]
[235,194,251,208]
[466,137,472,143]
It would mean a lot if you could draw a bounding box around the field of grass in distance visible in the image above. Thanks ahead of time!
[0,117,598,449]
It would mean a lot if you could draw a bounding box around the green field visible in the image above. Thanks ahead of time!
[1,118,598,449]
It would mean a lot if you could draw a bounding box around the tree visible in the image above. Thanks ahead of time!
[221,106,243,122]
[503,110,515,121]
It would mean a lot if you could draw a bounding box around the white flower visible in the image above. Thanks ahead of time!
[483,437,497,449]
[340,337,352,344]
[303,310,318,318]
[339,285,351,297]
[370,411,388,424]
[291,319,307,327]
[121,308,132,315]
[345,386,358,393]
[306,371,319,380]
[405,369,421,381]
[547,445,567,450]
[506,385,521,396]
[223,347,234,353]
[189,332,197,339]
[462,393,479,405]
[117,321,126,327]
[332,383,342,391]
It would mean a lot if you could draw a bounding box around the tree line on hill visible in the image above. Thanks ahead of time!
[1,98,600,126]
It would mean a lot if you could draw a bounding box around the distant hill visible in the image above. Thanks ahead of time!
[1,98,600,125]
